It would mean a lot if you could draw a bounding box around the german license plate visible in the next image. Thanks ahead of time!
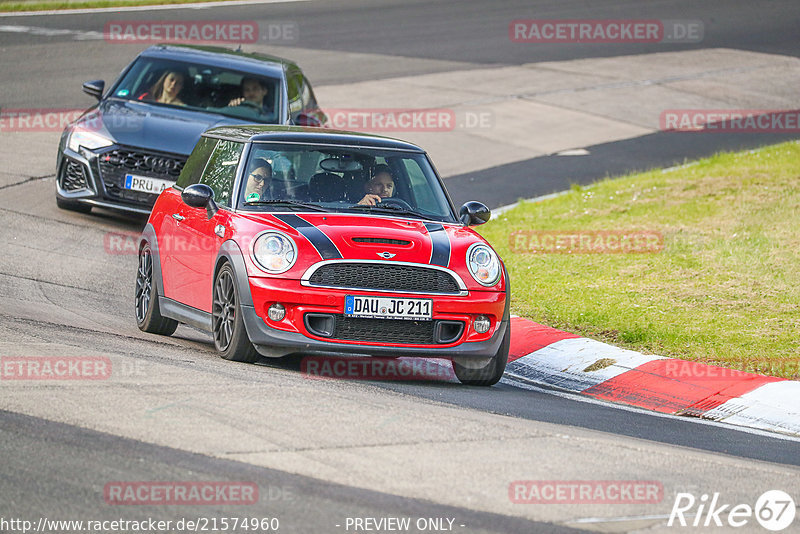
[345,295,432,320]
[124,174,174,195]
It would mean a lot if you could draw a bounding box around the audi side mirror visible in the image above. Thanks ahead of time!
[293,112,324,127]
[82,80,105,101]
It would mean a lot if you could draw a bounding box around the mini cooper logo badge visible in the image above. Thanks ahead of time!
[377,252,396,259]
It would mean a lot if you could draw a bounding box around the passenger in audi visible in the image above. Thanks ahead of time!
[139,70,187,106]
[357,164,395,206]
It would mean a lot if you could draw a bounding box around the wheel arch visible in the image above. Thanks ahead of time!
[214,240,258,341]
[139,223,165,297]
[214,240,255,308]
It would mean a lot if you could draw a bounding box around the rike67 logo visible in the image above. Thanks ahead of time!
[669,490,796,531]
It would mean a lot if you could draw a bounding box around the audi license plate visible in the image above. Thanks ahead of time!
[345,295,432,320]
[124,174,174,195]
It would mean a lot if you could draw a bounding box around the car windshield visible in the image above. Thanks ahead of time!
[238,143,457,222]
[109,56,280,123]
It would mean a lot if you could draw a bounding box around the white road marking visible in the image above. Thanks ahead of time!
[565,513,675,524]
[702,381,800,435]
[507,337,666,391]
[0,24,103,39]
[556,148,590,156]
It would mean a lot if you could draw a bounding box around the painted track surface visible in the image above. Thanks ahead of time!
[505,318,800,437]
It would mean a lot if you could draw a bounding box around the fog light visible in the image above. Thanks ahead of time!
[268,303,286,322]
[474,315,491,334]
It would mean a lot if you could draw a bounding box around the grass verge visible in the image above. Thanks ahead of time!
[0,0,236,12]
[478,141,800,379]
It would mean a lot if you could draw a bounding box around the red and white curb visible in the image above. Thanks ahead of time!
[503,317,800,437]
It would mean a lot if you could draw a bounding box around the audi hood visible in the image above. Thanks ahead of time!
[73,99,253,156]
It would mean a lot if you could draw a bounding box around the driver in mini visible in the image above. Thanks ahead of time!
[244,158,272,203]
[357,164,395,206]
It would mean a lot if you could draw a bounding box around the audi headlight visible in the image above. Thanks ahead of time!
[467,243,501,286]
[252,232,297,274]
[67,129,113,152]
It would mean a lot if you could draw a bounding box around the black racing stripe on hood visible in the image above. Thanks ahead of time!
[424,222,450,267]
[274,214,342,260]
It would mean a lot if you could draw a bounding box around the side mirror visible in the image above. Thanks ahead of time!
[82,80,105,101]
[182,184,218,219]
[293,112,324,127]
[459,201,491,226]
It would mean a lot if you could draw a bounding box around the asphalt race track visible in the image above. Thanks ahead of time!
[1,1,799,533]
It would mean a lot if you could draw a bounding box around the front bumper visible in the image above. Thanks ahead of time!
[242,303,510,359]
[241,277,508,359]
[56,145,184,215]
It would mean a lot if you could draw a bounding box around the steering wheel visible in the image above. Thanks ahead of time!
[376,197,413,210]
[237,101,262,110]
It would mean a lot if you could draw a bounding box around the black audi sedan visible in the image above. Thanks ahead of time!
[55,44,326,215]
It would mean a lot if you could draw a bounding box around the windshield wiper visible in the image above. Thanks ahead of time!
[346,204,429,220]
[244,200,328,212]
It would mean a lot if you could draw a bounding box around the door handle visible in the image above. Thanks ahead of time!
[172,214,185,221]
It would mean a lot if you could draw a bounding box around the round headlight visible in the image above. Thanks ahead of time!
[467,243,501,286]
[252,232,297,274]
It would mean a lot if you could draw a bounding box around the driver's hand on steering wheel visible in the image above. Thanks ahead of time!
[357,194,382,206]
[227,97,246,107]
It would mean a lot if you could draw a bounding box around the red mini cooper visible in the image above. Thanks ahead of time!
[136,125,509,385]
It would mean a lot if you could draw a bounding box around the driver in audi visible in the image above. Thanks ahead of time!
[227,77,269,111]
[357,164,395,206]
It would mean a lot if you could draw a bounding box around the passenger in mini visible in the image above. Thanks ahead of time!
[244,158,272,202]
[140,70,187,106]
[357,164,395,205]
[228,77,269,111]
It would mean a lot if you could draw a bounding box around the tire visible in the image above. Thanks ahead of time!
[135,244,178,335]
[453,323,510,386]
[212,263,259,363]
[56,196,92,214]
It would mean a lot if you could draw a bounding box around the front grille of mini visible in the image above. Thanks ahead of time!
[308,263,461,294]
